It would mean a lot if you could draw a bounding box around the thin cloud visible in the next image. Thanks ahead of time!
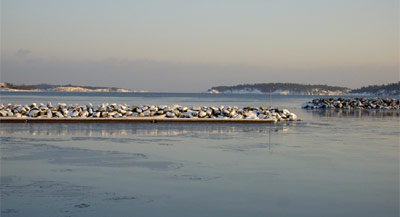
[15,49,32,57]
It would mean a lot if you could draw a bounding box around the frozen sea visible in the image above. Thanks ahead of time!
[0,92,399,217]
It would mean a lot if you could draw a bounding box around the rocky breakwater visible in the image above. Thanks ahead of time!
[302,97,400,110]
[0,103,298,122]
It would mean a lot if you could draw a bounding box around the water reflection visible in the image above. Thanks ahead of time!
[0,123,293,137]
[306,109,400,118]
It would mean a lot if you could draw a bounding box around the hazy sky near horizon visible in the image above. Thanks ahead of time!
[1,0,399,92]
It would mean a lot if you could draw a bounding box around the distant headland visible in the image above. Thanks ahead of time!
[1,82,399,96]
[0,83,148,93]
[208,82,400,96]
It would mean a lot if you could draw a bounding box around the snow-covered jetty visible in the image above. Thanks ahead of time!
[0,103,298,123]
[302,97,400,110]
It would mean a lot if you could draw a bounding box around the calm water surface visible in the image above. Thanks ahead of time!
[0,92,399,217]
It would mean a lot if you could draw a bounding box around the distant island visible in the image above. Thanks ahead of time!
[208,82,400,96]
[351,82,399,96]
[208,83,351,95]
[0,83,148,93]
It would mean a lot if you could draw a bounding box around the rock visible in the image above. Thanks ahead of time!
[156,110,165,115]
[159,105,167,110]
[66,110,74,117]
[0,111,7,117]
[173,110,181,117]
[149,105,157,111]
[245,111,258,119]
[192,106,201,111]
[171,104,180,110]
[101,111,108,117]
[179,106,188,112]
[289,113,297,121]
[155,114,166,119]
[206,109,212,117]
[210,106,219,112]
[222,109,230,116]
[119,105,127,111]
[274,113,281,121]
[213,109,221,116]
[29,110,39,117]
[21,108,28,115]
[282,109,290,115]
[14,107,23,113]
[56,112,64,118]
[182,112,193,118]
[166,112,175,118]
[108,111,118,117]
[39,110,46,116]
[198,111,207,118]
[236,114,243,119]
[99,106,106,112]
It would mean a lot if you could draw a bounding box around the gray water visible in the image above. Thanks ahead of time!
[1,92,399,217]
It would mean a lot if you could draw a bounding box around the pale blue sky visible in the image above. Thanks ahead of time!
[1,0,398,92]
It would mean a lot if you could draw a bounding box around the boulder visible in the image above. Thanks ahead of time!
[29,110,39,117]
[0,110,7,117]
[245,111,258,119]
[198,111,207,118]
[166,112,176,118]
[192,106,201,111]
[56,112,64,118]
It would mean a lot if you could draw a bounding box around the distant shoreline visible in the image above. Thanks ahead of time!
[0,82,148,93]
[208,82,400,96]
[1,90,399,97]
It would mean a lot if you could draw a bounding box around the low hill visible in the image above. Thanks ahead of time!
[0,83,147,93]
[208,83,351,95]
[351,82,399,96]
